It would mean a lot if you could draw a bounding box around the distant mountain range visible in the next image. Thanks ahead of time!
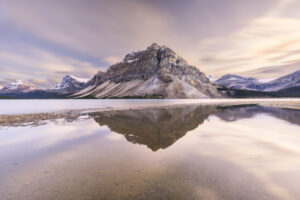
[0,75,88,99]
[216,70,300,97]
[216,70,300,91]
[0,80,39,94]
[0,43,299,99]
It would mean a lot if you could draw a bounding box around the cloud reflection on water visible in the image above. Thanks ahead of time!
[0,105,299,199]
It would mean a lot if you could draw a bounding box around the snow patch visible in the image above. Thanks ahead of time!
[68,75,89,83]
[126,58,138,63]
[129,51,137,56]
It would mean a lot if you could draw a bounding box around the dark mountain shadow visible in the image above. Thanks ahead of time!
[90,105,220,151]
[216,105,300,126]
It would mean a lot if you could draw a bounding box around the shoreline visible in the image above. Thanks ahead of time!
[0,99,299,128]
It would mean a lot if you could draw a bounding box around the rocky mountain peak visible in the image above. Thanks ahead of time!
[51,75,88,94]
[147,42,161,51]
[76,43,225,98]
[106,43,204,83]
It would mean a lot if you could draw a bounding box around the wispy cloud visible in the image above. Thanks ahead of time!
[0,47,103,87]
[0,0,300,85]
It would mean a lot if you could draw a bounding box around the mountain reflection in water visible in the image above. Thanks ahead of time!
[90,106,219,151]
[1,104,300,200]
[89,105,300,151]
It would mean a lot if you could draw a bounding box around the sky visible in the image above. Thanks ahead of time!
[1,0,300,87]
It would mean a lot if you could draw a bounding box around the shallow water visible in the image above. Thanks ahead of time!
[0,104,300,200]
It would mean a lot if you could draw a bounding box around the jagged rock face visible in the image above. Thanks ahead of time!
[51,75,88,94]
[85,72,109,87]
[76,43,225,98]
[0,80,38,93]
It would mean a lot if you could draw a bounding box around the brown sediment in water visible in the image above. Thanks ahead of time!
[0,112,82,127]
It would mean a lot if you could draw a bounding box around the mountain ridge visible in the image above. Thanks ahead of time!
[216,70,300,92]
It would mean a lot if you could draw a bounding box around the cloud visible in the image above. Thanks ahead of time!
[0,0,300,84]
[103,56,122,65]
[0,47,102,87]
[240,61,300,78]
[195,16,300,78]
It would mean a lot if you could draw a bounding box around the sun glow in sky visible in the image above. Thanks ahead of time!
[0,0,300,87]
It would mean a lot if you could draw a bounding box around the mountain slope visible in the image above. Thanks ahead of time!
[216,70,300,92]
[263,70,300,91]
[75,43,225,99]
[0,80,38,93]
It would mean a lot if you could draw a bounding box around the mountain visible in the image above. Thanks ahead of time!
[216,70,300,92]
[50,75,89,94]
[0,76,88,99]
[263,70,300,91]
[216,74,261,90]
[0,80,38,94]
[0,85,2,90]
[74,43,225,99]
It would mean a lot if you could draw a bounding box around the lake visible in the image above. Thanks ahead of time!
[0,100,300,200]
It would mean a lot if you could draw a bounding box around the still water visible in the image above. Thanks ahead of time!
[0,104,300,200]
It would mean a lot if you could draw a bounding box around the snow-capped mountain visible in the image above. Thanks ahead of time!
[0,85,2,90]
[74,43,225,99]
[0,80,38,93]
[263,70,300,91]
[216,74,261,90]
[216,70,300,92]
[50,75,89,94]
